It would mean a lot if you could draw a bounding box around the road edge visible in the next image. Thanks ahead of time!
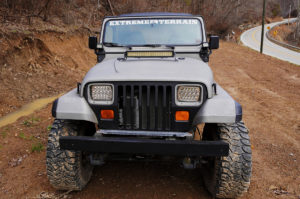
[266,19,300,52]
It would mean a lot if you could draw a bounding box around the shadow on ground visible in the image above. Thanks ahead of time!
[73,161,212,199]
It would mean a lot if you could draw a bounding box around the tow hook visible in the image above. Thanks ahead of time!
[90,153,106,166]
[182,157,198,169]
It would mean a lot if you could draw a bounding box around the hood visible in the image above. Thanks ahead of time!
[81,57,214,97]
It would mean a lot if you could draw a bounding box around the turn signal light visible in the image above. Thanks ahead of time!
[101,110,114,119]
[175,111,189,121]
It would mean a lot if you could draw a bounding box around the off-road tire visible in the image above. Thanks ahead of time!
[203,121,252,198]
[46,119,94,190]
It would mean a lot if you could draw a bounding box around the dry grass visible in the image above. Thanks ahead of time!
[271,22,300,47]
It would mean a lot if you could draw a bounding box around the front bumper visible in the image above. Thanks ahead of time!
[59,136,229,157]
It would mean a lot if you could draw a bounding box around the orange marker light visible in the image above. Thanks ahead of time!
[175,111,189,121]
[101,110,114,119]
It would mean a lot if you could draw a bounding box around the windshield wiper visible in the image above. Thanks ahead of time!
[104,43,175,49]
[127,44,162,48]
[142,44,162,47]
[164,45,175,49]
[138,44,176,49]
[129,44,176,49]
[103,42,125,47]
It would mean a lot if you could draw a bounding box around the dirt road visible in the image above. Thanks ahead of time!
[0,40,299,199]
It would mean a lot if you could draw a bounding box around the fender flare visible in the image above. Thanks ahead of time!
[52,88,98,124]
[193,84,242,125]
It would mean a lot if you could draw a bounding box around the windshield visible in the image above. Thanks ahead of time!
[103,18,203,46]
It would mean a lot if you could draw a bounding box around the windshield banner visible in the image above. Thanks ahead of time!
[109,19,199,26]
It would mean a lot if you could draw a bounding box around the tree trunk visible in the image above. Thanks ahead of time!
[296,0,300,41]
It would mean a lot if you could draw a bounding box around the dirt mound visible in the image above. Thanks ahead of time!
[0,30,95,117]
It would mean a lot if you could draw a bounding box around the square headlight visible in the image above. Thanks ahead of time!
[176,85,202,106]
[89,84,114,105]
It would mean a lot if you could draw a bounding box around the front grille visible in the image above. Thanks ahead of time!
[118,84,172,131]
[85,81,207,132]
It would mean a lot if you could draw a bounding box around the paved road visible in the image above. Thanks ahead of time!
[241,19,300,65]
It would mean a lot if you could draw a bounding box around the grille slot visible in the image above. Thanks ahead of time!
[118,84,172,131]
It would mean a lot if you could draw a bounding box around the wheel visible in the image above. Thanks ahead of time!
[202,121,252,198]
[46,119,95,190]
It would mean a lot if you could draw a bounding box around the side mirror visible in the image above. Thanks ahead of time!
[209,35,219,50]
[89,36,98,49]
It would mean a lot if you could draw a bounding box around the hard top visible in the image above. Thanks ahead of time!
[112,12,194,18]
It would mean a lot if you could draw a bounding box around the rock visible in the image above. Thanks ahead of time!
[9,155,27,167]
[38,192,57,199]
[46,82,55,88]
[269,185,277,190]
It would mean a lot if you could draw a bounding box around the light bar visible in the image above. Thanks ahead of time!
[126,51,174,57]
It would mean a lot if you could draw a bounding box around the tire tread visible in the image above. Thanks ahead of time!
[46,119,93,190]
[204,121,252,198]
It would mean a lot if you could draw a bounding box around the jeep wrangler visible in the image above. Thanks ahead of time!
[47,12,252,198]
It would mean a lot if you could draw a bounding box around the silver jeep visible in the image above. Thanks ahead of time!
[47,12,252,198]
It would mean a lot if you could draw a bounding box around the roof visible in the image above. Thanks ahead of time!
[119,12,193,17]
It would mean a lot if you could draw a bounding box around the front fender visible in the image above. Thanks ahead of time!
[193,84,242,124]
[52,88,98,124]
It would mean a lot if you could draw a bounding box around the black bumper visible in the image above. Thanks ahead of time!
[59,136,229,157]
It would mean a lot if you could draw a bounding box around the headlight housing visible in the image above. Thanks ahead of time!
[175,84,203,106]
[88,83,114,105]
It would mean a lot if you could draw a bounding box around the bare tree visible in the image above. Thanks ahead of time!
[107,0,115,16]
[0,0,292,35]
[296,0,300,40]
